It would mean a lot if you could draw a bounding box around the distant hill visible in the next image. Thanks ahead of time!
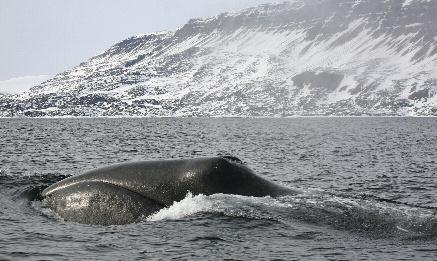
[1,0,436,117]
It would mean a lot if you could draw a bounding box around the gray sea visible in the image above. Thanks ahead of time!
[1,117,437,260]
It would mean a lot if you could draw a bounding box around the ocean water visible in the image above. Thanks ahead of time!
[1,117,437,260]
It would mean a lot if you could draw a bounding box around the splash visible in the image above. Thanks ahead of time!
[145,190,437,239]
[3,173,435,240]
[147,193,214,221]
[147,192,280,222]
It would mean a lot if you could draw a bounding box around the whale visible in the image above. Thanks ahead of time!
[41,156,295,225]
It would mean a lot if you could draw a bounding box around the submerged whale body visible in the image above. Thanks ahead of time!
[41,156,295,225]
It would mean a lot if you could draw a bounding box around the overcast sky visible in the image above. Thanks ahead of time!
[0,0,281,82]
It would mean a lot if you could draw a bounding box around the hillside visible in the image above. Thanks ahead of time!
[1,0,436,117]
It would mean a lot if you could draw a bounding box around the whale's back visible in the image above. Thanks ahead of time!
[42,157,294,224]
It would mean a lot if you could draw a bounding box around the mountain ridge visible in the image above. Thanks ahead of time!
[1,0,437,117]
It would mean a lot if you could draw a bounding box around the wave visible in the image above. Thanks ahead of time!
[147,193,279,222]
[0,171,68,200]
[2,173,436,240]
[147,191,437,240]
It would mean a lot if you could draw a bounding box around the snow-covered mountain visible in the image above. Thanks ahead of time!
[1,0,437,117]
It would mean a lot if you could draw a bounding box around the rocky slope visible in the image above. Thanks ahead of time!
[1,0,437,117]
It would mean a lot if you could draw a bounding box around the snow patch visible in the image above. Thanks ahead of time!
[403,0,431,7]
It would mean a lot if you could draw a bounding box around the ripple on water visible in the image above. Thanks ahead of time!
[1,117,437,260]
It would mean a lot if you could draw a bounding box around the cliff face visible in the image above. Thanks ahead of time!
[2,0,437,117]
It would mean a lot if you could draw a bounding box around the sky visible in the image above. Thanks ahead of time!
[0,0,280,92]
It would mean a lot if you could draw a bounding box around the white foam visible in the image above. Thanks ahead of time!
[147,192,213,221]
[146,192,285,222]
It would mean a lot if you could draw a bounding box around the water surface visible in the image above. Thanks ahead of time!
[1,118,437,260]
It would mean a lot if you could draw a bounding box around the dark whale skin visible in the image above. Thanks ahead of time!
[42,157,295,225]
